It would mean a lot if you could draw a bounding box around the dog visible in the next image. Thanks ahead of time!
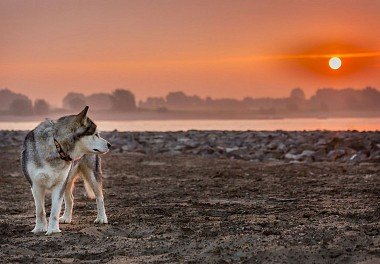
[21,106,111,235]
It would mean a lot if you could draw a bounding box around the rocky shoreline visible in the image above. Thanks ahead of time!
[2,130,380,163]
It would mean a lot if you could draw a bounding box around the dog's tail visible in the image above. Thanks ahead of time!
[83,178,96,199]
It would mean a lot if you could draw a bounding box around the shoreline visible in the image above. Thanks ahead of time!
[1,109,380,122]
[3,130,380,163]
[1,117,380,132]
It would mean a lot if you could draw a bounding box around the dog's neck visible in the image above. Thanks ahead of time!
[52,135,84,163]
[69,141,88,161]
[53,138,72,162]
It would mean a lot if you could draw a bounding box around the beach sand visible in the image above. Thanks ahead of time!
[0,145,379,263]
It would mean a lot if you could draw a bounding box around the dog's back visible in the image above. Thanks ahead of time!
[21,120,54,185]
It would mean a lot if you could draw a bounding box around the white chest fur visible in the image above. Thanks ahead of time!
[28,161,71,189]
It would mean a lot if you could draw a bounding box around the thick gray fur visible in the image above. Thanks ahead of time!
[21,110,98,185]
[20,106,110,234]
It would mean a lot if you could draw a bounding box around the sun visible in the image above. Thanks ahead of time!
[329,57,342,70]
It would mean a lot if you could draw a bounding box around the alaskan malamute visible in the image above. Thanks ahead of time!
[21,106,111,235]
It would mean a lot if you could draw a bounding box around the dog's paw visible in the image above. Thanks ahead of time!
[45,228,61,236]
[94,217,108,224]
[31,226,47,234]
[59,216,72,224]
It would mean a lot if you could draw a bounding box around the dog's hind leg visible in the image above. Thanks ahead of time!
[59,175,77,224]
[82,168,108,224]
[31,185,47,234]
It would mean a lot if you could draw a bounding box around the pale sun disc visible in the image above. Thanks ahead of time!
[329,57,342,70]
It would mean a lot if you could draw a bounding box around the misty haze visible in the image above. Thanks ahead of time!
[1,86,380,121]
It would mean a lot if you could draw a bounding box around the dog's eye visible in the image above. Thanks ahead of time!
[83,126,91,134]
[95,133,99,138]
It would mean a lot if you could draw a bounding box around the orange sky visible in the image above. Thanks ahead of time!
[1,0,380,106]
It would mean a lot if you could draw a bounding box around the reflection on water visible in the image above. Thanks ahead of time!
[0,118,379,131]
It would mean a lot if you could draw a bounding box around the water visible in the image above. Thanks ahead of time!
[0,118,379,131]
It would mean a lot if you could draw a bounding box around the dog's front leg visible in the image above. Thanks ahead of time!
[84,171,108,224]
[31,185,47,233]
[94,194,108,224]
[46,183,65,235]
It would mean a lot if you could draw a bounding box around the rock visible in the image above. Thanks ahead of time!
[327,149,346,161]
[225,147,248,160]
[184,140,199,148]
[174,145,186,151]
[3,130,379,163]
[267,141,278,150]
[369,150,380,162]
[284,153,298,160]
[168,150,182,155]
[285,150,315,161]
[345,139,368,151]
[177,137,190,143]
[349,152,368,163]
[326,137,344,151]
[277,143,286,151]
[316,138,328,146]
[312,149,327,162]
[225,147,240,153]
[121,144,135,151]
[195,146,215,155]
[300,150,315,157]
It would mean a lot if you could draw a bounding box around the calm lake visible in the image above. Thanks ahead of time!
[0,118,379,131]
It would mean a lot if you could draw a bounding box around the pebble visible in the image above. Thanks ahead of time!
[3,130,380,163]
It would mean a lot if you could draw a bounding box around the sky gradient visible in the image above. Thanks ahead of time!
[1,0,380,106]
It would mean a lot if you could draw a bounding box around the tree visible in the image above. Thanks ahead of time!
[286,102,299,111]
[287,88,305,111]
[68,97,86,111]
[166,91,188,106]
[34,99,50,115]
[362,86,380,110]
[111,89,136,111]
[290,88,305,102]
[0,88,31,111]
[86,93,113,111]
[9,98,33,115]
[166,91,204,108]
[139,97,166,109]
[63,92,86,110]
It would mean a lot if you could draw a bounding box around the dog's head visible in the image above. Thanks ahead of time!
[76,130,111,155]
[55,106,111,158]
[73,106,111,155]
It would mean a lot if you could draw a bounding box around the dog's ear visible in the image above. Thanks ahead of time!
[77,106,89,122]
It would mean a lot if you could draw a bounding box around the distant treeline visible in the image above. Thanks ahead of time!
[0,89,136,115]
[139,87,380,113]
[0,87,379,116]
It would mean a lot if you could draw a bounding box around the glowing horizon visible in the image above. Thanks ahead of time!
[1,0,380,105]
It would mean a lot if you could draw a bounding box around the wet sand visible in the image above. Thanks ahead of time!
[0,145,379,263]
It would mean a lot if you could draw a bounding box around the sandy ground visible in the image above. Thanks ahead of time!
[0,146,379,263]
